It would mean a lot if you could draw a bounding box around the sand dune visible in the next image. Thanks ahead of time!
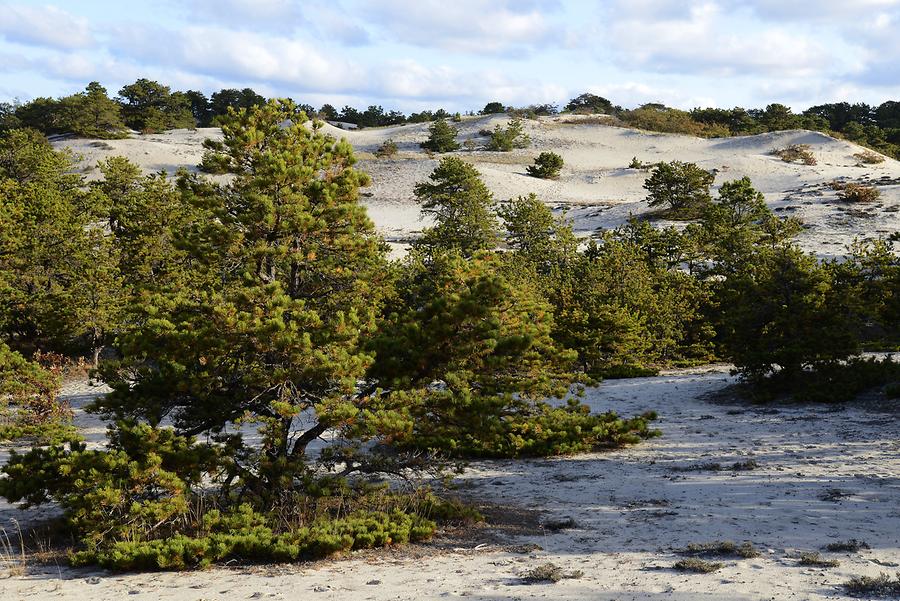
[3,369,899,600]
[54,115,900,258]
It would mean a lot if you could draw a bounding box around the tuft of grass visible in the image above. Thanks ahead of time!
[0,521,27,578]
[798,552,840,568]
[673,558,723,573]
[826,539,870,553]
[681,540,761,559]
[854,150,886,165]
[843,572,900,597]
[521,562,583,584]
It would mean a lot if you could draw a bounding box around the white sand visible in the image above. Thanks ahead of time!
[55,115,900,257]
[2,368,899,600]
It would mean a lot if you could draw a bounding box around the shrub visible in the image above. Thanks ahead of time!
[772,144,817,165]
[526,152,564,179]
[826,540,870,553]
[420,118,460,153]
[843,573,900,597]
[674,558,723,573]
[838,182,881,203]
[798,552,839,567]
[486,117,530,151]
[0,343,73,444]
[375,139,399,158]
[481,102,505,115]
[680,540,760,559]
[451,112,462,123]
[854,150,885,164]
[521,562,583,584]
[621,105,730,137]
[643,161,714,216]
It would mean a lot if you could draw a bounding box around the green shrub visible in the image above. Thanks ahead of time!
[421,118,460,153]
[70,507,436,571]
[621,105,729,137]
[644,161,714,217]
[375,139,399,158]
[486,118,529,151]
[0,343,74,444]
[526,152,564,179]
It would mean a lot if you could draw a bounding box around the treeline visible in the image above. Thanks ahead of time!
[0,100,898,571]
[5,80,899,159]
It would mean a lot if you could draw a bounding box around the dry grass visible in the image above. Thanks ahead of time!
[521,562,584,584]
[673,558,723,573]
[838,183,881,203]
[798,552,840,568]
[680,540,761,559]
[843,572,900,597]
[0,521,26,578]
[854,150,886,165]
[772,144,817,166]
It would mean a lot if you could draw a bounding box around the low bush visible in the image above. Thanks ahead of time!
[843,572,900,597]
[526,152,564,179]
[421,118,460,153]
[772,144,817,165]
[521,562,583,584]
[798,552,839,567]
[680,540,760,559]
[748,357,900,403]
[838,182,881,203]
[70,507,436,571]
[826,539,870,553]
[674,558,723,573]
[0,344,74,444]
[375,139,399,158]
[486,118,530,151]
[854,150,886,165]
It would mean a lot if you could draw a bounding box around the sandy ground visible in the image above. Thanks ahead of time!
[54,115,900,258]
[2,367,899,600]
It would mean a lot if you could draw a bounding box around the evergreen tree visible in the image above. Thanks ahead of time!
[95,100,391,496]
[644,160,714,216]
[420,118,460,153]
[413,157,498,257]
[0,129,122,359]
[117,79,195,132]
[486,117,529,151]
[526,151,564,178]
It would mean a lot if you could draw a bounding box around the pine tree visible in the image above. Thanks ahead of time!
[413,157,498,257]
[644,160,714,216]
[420,118,460,153]
[95,99,391,495]
[526,152,564,178]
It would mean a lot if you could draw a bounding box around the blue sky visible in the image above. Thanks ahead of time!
[0,0,898,112]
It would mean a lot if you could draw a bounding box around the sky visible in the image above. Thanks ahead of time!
[0,0,898,113]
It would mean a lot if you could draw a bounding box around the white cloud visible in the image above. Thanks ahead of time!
[359,0,567,55]
[605,1,833,77]
[0,4,94,49]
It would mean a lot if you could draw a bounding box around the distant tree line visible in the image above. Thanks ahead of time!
[2,81,897,159]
